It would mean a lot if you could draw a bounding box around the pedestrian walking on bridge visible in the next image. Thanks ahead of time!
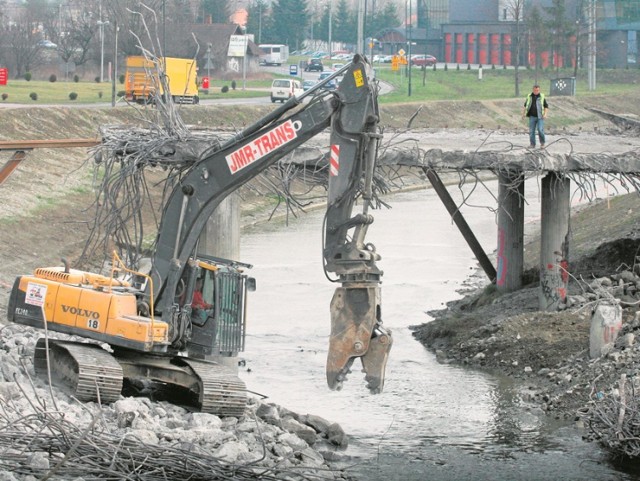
[522,84,549,149]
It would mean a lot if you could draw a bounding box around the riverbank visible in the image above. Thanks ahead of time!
[412,191,640,458]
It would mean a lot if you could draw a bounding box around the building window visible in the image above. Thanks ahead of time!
[617,2,640,23]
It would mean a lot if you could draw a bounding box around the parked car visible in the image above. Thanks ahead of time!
[332,53,353,61]
[37,40,57,49]
[302,80,316,91]
[270,78,304,103]
[411,54,437,67]
[317,72,337,90]
[305,58,324,72]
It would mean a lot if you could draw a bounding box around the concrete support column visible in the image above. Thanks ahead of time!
[198,192,241,368]
[199,193,241,261]
[539,173,571,311]
[496,172,525,292]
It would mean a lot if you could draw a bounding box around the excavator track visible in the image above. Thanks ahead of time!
[181,358,247,417]
[33,339,247,416]
[34,338,123,404]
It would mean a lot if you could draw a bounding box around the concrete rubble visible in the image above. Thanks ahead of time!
[413,254,640,458]
[0,323,352,480]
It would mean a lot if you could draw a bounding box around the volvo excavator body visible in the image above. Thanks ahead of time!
[7,54,392,415]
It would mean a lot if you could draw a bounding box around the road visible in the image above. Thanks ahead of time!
[0,62,392,109]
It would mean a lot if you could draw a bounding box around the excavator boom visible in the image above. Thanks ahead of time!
[7,55,393,416]
[148,54,392,391]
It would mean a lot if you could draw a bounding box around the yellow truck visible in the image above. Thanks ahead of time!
[124,56,199,104]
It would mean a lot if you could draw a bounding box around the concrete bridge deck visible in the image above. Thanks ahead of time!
[372,128,640,310]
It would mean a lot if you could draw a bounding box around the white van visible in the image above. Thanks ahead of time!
[270,78,303,103]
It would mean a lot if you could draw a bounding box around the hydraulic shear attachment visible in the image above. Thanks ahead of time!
[326,285,393,394]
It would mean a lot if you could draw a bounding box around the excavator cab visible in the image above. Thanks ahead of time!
[179,256,254,359]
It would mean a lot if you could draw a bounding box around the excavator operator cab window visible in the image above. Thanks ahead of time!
[191,269,216,326]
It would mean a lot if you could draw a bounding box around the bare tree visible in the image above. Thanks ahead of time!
[0,6,45,77]
[100,1,165,58]
[0,2,9,68]
[41,2,98,78]
[503,0,525,97]
[526,5,546,83]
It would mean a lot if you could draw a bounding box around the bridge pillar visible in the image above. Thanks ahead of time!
[539,173,571,311]
[496,172,525,292]
[200,193,241,261]
[199,193,241,368]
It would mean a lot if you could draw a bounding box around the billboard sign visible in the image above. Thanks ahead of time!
[228,35,247,57]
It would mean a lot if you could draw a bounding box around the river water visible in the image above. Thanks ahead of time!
[237,181,636,480]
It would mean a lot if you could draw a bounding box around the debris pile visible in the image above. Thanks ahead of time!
[0,324,352,481]
[412,238,640,459]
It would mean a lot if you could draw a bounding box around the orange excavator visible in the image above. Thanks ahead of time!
[7,55,393,415]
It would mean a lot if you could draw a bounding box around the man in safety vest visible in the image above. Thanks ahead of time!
[522,84,549,149]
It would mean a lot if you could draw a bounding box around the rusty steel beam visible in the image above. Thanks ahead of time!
[0,151,27,186]
[0,139,100,151]
[0,138,100,186]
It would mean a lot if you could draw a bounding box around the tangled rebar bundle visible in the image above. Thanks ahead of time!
[0,382,346,480]
[580,374,640,458]
[78,110,399,271]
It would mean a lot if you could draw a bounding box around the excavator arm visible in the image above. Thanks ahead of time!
[6,56,391,416]
[147,54,392,392]
[323,66,392,393]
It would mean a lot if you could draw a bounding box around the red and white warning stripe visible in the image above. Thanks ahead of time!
[330,144,340,176]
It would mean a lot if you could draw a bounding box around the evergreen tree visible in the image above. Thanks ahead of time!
[526,5,546,78]
[269,0,309,50]
[543,0,570,72]
[372,1,400,34]
[333,0,352,44]
[313,4,330,44]
[201,0,230,24]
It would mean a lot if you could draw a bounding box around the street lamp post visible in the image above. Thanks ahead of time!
[162,0,166,56]
[407,0,412,96]
[328,0,333,60]
[587,0,596,91]
[258,2,262,44]
[357,0,364,54]
[98,20,109,83]
[207,45,211,80]
[111,21,119,107]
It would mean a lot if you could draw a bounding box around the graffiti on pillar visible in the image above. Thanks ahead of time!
[496,228,507,286]
[557,233,570,302]
[541,245,569,309]
[604,323,620,343]
[560,258,569,283]
[540,269,561,309]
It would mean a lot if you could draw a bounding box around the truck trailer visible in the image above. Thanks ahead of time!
[124,56,199,104]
